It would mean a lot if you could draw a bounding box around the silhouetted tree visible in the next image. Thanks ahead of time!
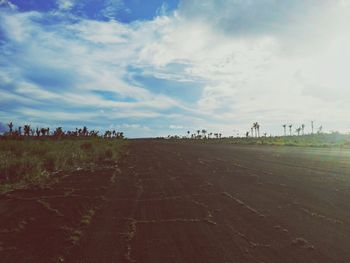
[289,124,293,136]
[283,124,287,136]
[256,123,260,137]
[54,127,63,137]
[202,129,207,139]
[8,122,13,134]
[24,125,31,136]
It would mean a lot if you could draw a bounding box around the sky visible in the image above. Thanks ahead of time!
[0,0,350,137]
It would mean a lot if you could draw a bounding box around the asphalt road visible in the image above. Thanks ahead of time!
[2,140,350,262]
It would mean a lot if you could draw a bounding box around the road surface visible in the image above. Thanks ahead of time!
[1,140,350,262]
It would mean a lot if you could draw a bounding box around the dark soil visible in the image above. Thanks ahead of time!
[1,140,350,262]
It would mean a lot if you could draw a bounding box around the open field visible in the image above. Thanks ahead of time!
[1,140,350,262]
[0,137,126,193]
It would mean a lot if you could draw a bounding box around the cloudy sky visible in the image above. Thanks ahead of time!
[0,0,349,137]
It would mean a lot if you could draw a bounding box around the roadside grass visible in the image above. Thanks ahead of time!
[0,137,127,193]
[179,133,350,148]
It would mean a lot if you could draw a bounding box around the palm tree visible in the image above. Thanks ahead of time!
[252,122,259,137]
[296,127,301,136]
[219,133,222,139]
[301,124,305,135]
[283,124,287,136]
[187,131,190,138]
[256,123,260,137]
[289,124,293,136]
[311,121,314,135]
[251,127,254,137]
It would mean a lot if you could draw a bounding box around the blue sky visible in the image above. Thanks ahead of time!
[0,0,350,137]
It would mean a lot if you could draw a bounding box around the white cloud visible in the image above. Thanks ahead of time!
[1,1,350,136]
[57,0,74,10]
[0,0,17,10]
[169,125,184,129]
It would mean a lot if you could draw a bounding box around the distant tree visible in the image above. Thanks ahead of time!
[317,125,323,134]
[283,124,287,136]
[18,126,22,136]
[251,127,254,137]
[301,124,305,135]
[296,127,301,136]
[24,125,31,136]
[83,126,88,136]
[41,127,47,136]
[54,127,63,137]
[311,121,314,135]
[252,122,259,137]
[219,133,222,139]
[202,129,207,139]
[289,124,293,136]
[8,122,13,134]
[187,131,190,138]
[104,130,112,138]
[246,131,249,138]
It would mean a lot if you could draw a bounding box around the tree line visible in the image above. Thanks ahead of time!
[2,122,124,139]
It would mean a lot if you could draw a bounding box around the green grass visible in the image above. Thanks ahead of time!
[0,137,127,193]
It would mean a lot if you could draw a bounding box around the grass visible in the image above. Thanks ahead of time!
[0,137,127,193]
[178,133,350,148]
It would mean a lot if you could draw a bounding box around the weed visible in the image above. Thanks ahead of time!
[0,137,127,193]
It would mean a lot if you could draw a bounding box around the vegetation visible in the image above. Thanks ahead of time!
[166,121,350,148]
[0,136,126,193]
[172,133,350,148]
